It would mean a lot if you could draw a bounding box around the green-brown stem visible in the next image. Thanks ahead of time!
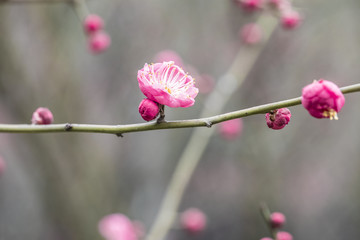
[0,83,358,135]
[260,203,278,240]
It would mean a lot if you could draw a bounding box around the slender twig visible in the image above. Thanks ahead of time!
[260,203,278,240]
[0,83,358,135]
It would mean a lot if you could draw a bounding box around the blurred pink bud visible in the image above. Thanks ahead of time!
[0,156,6,175]
[277,231,293,240]
[260,238,273,240]
[154,50,184,68]
[31,107,53,125]
[84,14,104,35]
[88,31,111,54]
[219,119,243,140]
[236,0,263,11]
[270,212,286,228]
[301,79,345,120]
[265,108,291,130]
[281,10,301,29]
[138,98,160,121]
[240,23,262,45]
[98,214,138,240]
[196,74,215,94]
[138,61,199,108]
[181,208,207,234]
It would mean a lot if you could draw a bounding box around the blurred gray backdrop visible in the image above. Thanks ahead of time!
[0,0,360,239]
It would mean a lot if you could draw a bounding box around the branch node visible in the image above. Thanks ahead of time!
[116,133,124,138]
[65,123,73,131]
[205,120,213,128]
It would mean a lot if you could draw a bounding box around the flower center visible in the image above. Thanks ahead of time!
[323,109,338,120]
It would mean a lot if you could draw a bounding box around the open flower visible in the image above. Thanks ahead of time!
[302,79,345,119]
[137,61,199,108]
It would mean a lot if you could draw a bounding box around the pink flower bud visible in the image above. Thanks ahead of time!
[181,208,207,234]
[260,238,273,240]
[98,214,138,240]
[265,108,291,130]
[270,212,286,228]
[138,98,160,121]
[218,119,243,140]
[84,14,104,35]
[240,23,262,45]
[277,231,293,240]
[236,0,263,11]
[31,107,53,125]
[281,10,301,29]
[88,31,111,54]
[301,79,345,120]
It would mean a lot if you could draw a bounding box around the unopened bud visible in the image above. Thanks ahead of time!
[31,107,53,125]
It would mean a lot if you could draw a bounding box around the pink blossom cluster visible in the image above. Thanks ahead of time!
[83,14,111,54]
[302,79,345,120]
[137,61,199,121]
[234,0,301,30]
[180,208,207,234]
[260,211,292,240]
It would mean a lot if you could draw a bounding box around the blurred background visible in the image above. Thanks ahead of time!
[0,0,360,239]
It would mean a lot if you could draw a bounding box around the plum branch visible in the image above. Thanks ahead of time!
[0,83,358,136]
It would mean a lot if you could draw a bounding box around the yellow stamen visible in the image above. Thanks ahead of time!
[323,109,338,120]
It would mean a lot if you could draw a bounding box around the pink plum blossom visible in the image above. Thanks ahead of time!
[98,214,138,240]
[301,79,345,120]
[88,31,111,54]
[277,231,293,240]
[138,98,160,121]
[181,208,207,234]
[270,212,286,228]
[281,10,301,29]
[219,119,243,140]
[240,23,262,45]
[154,50,184,68]
[31,107,53,125]
[84,14,104,35]
[265,108,291,130]
[137,61,199,108]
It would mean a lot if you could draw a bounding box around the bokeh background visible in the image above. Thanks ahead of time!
[1,0,360,239]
